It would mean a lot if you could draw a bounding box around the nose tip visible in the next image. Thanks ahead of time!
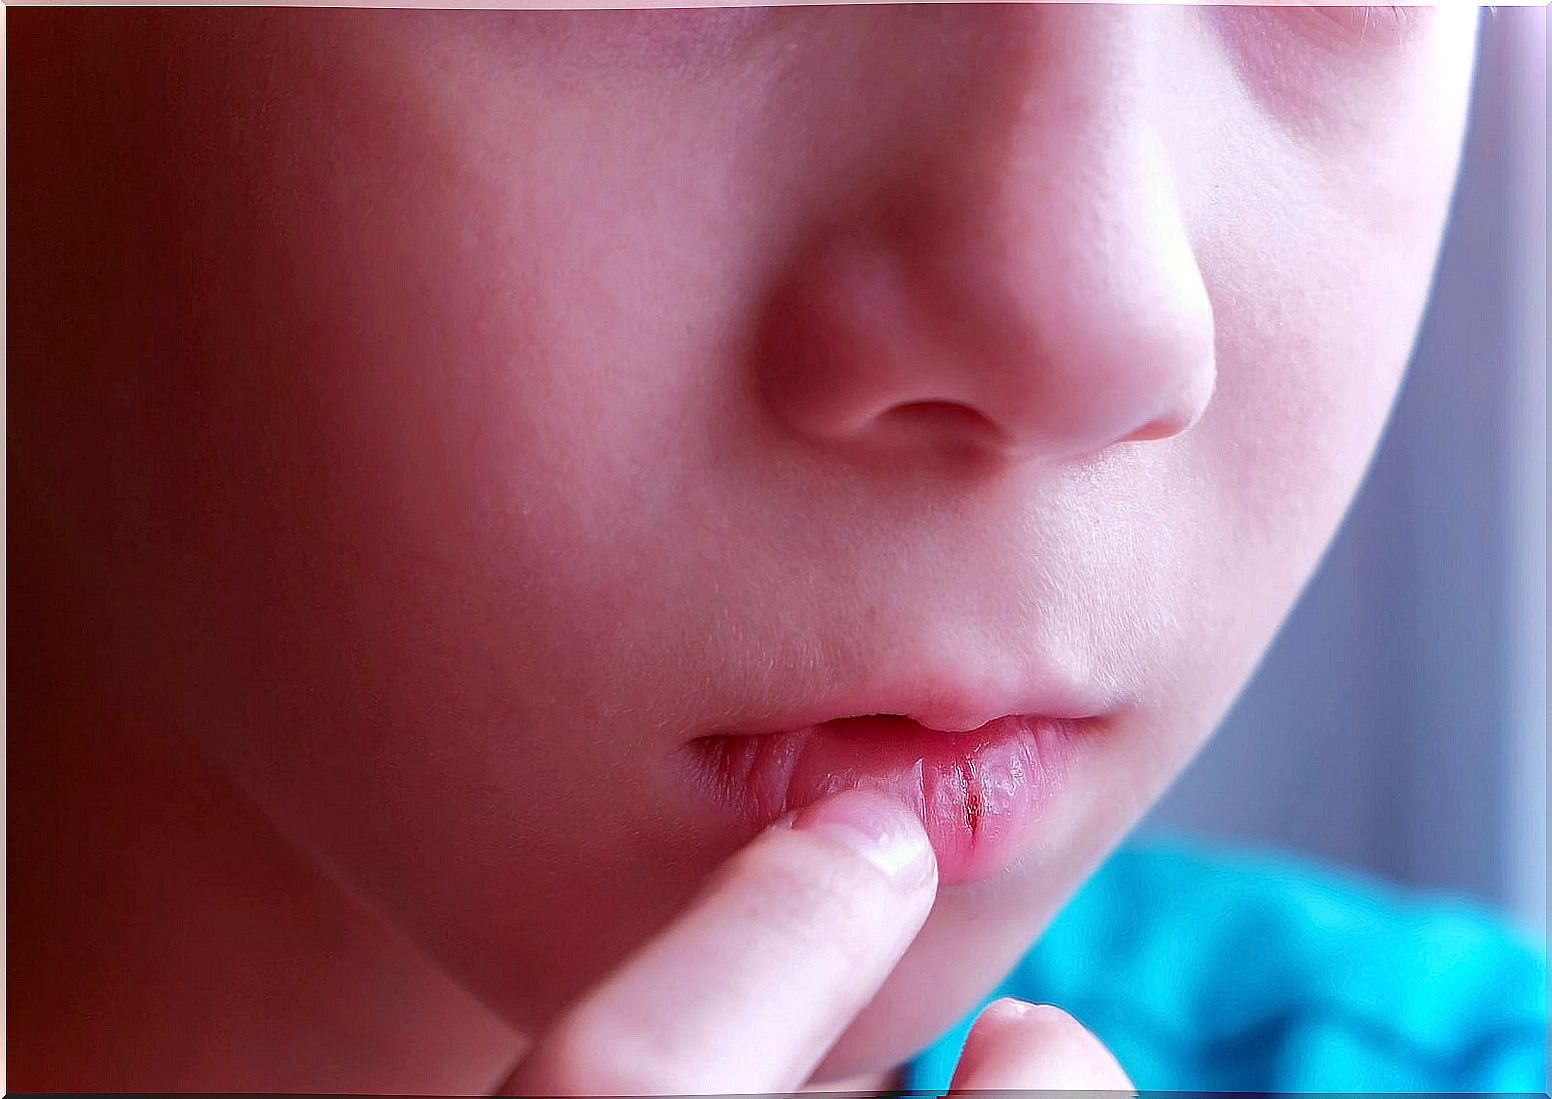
[877,398,1193,466]
[752,8,1218,472]
[754,214,1217,469]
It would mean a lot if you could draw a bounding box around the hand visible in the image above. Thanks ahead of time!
[494,786,1137,1096]
[496,786,938,1096]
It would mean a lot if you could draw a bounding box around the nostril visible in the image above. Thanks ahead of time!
[882,400,1007,448]
[1126,416,1181,443]
[1121,368,1216,444]
[887,400,991,429]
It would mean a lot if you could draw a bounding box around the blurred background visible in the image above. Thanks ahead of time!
[1141,9,1547,939]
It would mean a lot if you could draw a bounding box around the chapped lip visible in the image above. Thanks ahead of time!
[686,707,1104,886]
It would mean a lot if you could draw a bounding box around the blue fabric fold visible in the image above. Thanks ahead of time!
[901,832,1547,1094]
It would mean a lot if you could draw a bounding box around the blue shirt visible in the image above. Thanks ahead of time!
[903,833,1547,1093]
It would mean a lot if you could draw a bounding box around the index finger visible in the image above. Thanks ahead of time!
[499,787,939,1096]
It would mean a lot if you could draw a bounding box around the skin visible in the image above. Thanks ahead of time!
[8,5,1478,1093]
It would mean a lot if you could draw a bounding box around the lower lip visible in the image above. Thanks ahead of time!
[686,715,1088,886]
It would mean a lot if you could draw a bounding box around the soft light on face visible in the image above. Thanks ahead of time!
[14,5,1478,1083]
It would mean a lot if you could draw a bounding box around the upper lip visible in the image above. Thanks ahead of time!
[702,667,1108,739]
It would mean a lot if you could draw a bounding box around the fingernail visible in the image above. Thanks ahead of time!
[791,788,936,888]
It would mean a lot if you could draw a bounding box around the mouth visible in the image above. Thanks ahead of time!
[682,709,1100,887]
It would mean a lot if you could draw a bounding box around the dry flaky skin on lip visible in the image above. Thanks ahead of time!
[962,750,982,833]
[686,714,1085,886]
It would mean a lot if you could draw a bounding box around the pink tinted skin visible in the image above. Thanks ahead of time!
[9,6,1478,1093]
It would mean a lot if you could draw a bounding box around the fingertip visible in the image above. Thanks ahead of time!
[956,999,1135,1092]
[988,995,1041,1017]
[974,995,1046,1029]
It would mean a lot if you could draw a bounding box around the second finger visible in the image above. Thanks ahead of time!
[948,997,1137,1095]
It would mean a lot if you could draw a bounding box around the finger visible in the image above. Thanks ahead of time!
[499,787,938,1097]
[947,997,1137,1096]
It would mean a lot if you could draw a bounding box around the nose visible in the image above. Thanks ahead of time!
[754,8,1216,469]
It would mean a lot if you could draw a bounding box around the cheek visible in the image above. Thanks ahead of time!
[103,29,763,1020]
[1151,58,1470,737]
[127,20,688,683]
[1201,129,1464,547]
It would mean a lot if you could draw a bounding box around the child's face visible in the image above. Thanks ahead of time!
[52,6,1476,1081]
